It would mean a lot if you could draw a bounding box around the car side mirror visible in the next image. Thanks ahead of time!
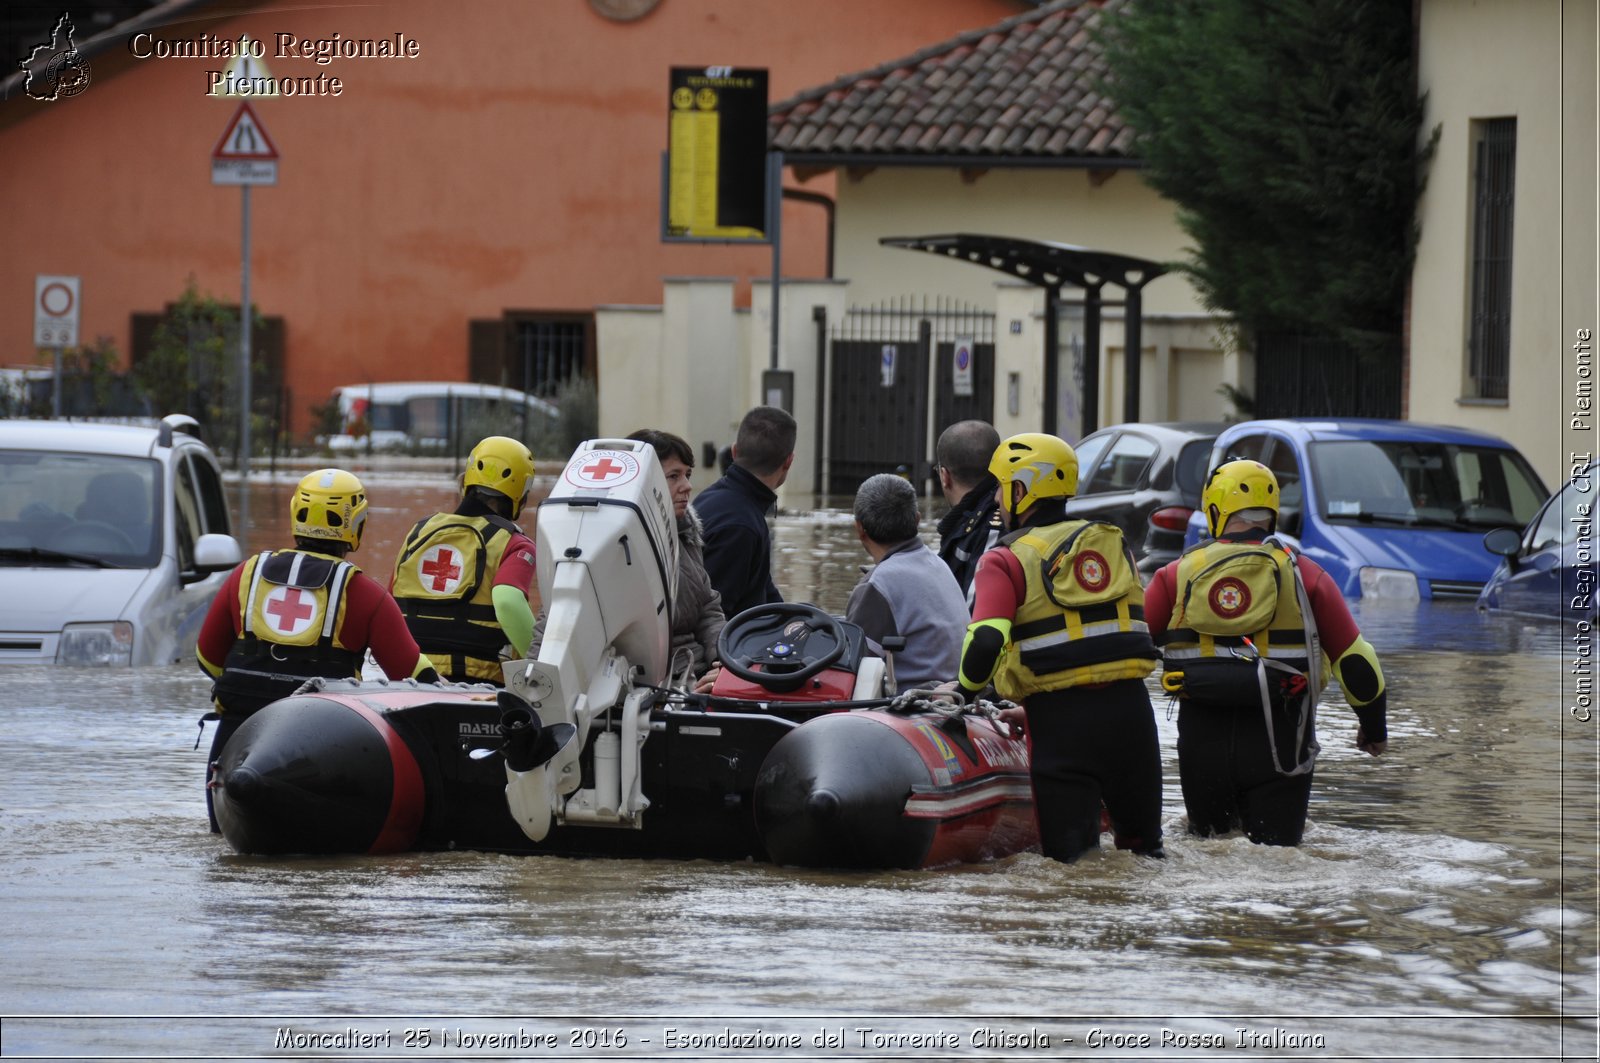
[1482,526,1522,559]
[185,533,243,583]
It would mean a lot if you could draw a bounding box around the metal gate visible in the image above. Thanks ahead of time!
[1254,332,1402,419]
[826,297,995,497]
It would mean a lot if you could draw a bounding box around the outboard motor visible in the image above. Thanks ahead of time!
[503,439,677,841]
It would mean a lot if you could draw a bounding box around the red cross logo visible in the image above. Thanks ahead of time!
[565,449,641,489]
[264,587,316,635]
[419,545,463,594]
[1074,550,1110,593]
[583,457,624,480]
[1210,577,1252,619]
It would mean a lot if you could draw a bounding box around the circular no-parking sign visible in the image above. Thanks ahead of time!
[34,274,80,346]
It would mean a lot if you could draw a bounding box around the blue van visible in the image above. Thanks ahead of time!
[1181,419,1549,600]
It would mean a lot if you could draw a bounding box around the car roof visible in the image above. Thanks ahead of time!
[1083,421,1223,440]
[333,381,559,413]
[0,419,178,459]
[1219,417,1520,448]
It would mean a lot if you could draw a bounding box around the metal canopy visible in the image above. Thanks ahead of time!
[880,233,1169,435]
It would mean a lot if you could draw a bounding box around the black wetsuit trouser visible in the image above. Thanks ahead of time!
[1022,678,1164,862]
[1176,698,1316,846]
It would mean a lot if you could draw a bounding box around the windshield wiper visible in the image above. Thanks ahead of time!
[0,546,113,568]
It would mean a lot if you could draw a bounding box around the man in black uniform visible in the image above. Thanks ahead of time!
[934,419,1002,605]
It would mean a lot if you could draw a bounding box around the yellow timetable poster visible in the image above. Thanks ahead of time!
[666,67,768,240]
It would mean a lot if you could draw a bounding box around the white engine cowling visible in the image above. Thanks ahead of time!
[503,438,678,840]
[534,438,677,690]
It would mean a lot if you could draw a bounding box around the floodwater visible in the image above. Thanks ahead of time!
[1,470,1596,1061]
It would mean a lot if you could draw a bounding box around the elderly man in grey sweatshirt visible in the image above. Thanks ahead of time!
[845,473,971,693]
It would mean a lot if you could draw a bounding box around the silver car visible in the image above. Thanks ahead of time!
[0,415,242,665]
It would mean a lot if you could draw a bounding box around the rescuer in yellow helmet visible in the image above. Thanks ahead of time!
[954,432,1165,863]
[390,436,539,684]
[196,468,439,830]
[1145,458,1389,846]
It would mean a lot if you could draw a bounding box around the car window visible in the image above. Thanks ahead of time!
[1313,441,1425,520]
[1174,439,1214,501]
[1453,449,1546,526]
[1264,439,1304,513]
[1524,480,1587,552]
[0,450,160,567]
[187,451,233,537]
[174,456,202,571]
[368,400,409,433]
[1220,434,1272,465]
[1084,432,1158,494]
[1310,440,1546,528]
[1070,432,1115,490]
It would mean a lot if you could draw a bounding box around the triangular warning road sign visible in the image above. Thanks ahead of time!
[213,101,279,161]
[210,35,278,97]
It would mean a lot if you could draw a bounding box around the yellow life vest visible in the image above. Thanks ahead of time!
[214,549,363,715]
[992,520,1158,699]
[1158,537,1326,702]
[391,511,519,682]
[238,549,357,650]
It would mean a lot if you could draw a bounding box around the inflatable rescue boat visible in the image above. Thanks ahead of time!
[211,440,1038,869]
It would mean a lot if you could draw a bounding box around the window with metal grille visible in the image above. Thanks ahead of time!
[469,314,592,398]
[511,317,588,397]
[1466,118,1515,401]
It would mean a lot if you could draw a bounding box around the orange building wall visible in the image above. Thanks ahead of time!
[0,0,1022,435]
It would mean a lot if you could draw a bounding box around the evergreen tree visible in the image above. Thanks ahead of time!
[1097,0,1436,345]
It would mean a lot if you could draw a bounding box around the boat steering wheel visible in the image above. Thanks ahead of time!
[716,603,848,693]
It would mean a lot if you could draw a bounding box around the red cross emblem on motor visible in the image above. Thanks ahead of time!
[564,449,641,490]
[1209,576,1252,619]
[419,545,463,594]
[263,586,318,636]
[1073,550,1110,593]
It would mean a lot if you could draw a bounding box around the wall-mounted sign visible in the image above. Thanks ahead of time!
[664,66,768,242]
[953,336,975,397]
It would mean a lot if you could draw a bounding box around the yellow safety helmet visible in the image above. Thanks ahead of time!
[290,468,368,550]
[464,435,535,518]
[989,432,1078,519]
[1203,458,1279,537]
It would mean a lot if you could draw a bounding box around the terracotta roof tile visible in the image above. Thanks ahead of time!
[770,0,1137,165]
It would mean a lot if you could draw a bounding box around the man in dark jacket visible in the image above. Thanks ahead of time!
[696,405,796,618]
[934,419,1002,605]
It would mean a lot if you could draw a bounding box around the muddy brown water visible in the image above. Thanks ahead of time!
[1,470,1594,1059]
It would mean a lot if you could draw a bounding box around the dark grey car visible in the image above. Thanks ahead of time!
[1064,421,1222,575]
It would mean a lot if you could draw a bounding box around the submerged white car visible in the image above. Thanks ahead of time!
[0,415,242,665]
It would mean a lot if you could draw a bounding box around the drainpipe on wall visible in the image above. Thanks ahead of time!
[782,188,836,279]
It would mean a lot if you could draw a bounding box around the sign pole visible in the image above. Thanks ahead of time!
[211,100,277,538]
[768,150,782,371]
[34,275,81,417]
[239,182,253,534]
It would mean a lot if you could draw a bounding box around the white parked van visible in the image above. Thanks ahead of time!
[325,382,557,452]
[0,414,243,665]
